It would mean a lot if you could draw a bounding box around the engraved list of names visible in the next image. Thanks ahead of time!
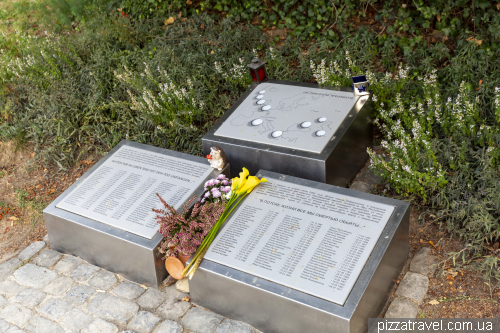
[56,145,213,239]
[204,177,395,305]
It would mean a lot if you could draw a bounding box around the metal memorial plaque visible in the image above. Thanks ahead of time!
[56,145,213,239]
[213,82,358,153]
[204,177,395,305]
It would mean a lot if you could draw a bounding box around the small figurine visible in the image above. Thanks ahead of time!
[206,146,227,171]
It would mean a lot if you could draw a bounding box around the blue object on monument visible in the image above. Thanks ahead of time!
[352,75,367,83]
[358,85,366,92]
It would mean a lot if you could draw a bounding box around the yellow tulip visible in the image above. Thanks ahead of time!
[237,176,268,195]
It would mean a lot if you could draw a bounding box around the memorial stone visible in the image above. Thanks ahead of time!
[44,140,228,287]
[190,170,410,333]
[202,81,373,186]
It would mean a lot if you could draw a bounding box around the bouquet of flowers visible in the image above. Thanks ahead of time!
[201,174,232,203]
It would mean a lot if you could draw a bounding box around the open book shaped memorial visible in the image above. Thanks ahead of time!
[190,170,409,333]
[202,81,373,186]
[44,140,228,287]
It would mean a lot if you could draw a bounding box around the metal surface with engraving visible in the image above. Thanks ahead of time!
[202,80,373,187]
[190,170,410,333]
[44,140,228,287]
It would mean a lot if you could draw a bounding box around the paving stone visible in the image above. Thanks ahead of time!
[36,298,73,321]
[127,311,161,333]
[24,316,64,333]
[5,327,26,333]
[385,297,419,318]
[215,319,255,333]
[0,296,7,308]
[181,307,223,333]
[156,294,190,321]
[88,270,117,291]
[18,242,45,262]
[0,318,9,333]
[0,259,21,281]
[112,282,146,300]
[43,234,49,243]
[42,276,74,296]
[0,303,33,326]
[350,181,371,193]
[87,293,139,326]
[0,280,26,297]
[152,320,183,333]
[395,272,429,304]
[13,264,57,289]
[64,284,97,306]
[53,256,83,275]
[60,309,93,332]
[13,289,46,308]
[70,265,100,282]
[120,331,138,333]
[82,318,119,333]
[137,289,168,311]
[410,247,440,277]
[32,250,63,268]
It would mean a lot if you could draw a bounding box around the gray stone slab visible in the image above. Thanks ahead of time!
[0,303,33,326]
[0,318,8,333]
[36,298,73,321]
[5,327,26,333]
[42,276,74,296]
[156,294,190,321]
[87,293,139,327]
[181,307,223,333]
[18,242,45,262]
[410,247,440,277]
[70,265,100,282]
[82,318,119,333]
[60,309,93,332]
[0,296,7,308]
[43,234,49,243]
[112,281,146,300]
[0,259,21,281]
[64,284,97,306]
[137,289,168,311]
[13,264,57,289]
[215,319,255,333]
[385,297,419,318]
[152,320,183,333]
[13,288,46,308]
[24,316,64,333]
[127,311,161,333]
[0,280,26,297]
[350,181,371,193]
[88,270,117,291]
[53,256,83,275]
[395,272,429,304]
[32,250,63,268]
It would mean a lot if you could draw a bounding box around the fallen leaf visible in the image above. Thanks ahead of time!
[467,37,482,46]
[8,216,18,221]
[429,299,440,305]
[479,79,483,85]
[200,24,205,28]
[210,50,214,54]
[437,13,441,22]
[164,17,175,26]
[497,3,500,10]
[429,240,436,249]
[182,296,191,302]
[493,242,499,249]
[186,0,192,4]
[140,284,148,289]
[30,152,35,158]
[178,12,182,18]
[446,274,455,281]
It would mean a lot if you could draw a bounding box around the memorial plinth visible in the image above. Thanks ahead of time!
[44,140,228,287]
[202,80,373,186]
[190,170,410,333]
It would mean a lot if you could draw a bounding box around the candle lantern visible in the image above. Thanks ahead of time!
[248,58,268,83]
[351,75,370,96]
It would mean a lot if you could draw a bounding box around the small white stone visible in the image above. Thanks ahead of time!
[271,131,283,138]
[315,130,326,137]
[300,121,311,128]
[317,117,327,122]
[256,95,264,99]
[256,100,266,105]
[175,278,189,293]
[251,119,263,126]
[261,105,271,111]
[258,90,265,94]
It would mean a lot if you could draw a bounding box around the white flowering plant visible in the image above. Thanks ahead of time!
[115,63,204,134]
[214,57,252,88]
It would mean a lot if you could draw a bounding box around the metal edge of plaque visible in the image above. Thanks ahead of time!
[202,80,370,161]
[190,170,410,333]
[43,140,230,287]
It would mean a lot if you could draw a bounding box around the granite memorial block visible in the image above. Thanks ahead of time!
[44,140,228,287]
[190,170,409,333]
[202,80,373,186]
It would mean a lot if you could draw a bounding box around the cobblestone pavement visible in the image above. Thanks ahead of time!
[0,238,259,333]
